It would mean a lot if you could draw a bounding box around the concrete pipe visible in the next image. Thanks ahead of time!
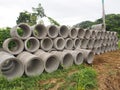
[77,28,85,39]
[69,28,78,39]
[73,38,81,49]
[102,39,107,46]
[17,52,44,76]
[93,39,101,48]
[65,38,74,50]
[100,31,105,39]
[81,39,89,49]
[84,29,91,39]
[59,25,69,38]
[87,39,95,49]
[95,31,101,39]
[41,37,53,51]
[10,23,31,40]
[101,45,106,54]
[53,37,65,50]
[47,25,58,38]
[25,37,40,52]
[64,50,84,65]
[90,30,96,39]
[51,51,73,68]
[76,49,94,64]
[0,51,24,80]
[34,50,59,73]
[32,24,47,39]
[3,38,24,55]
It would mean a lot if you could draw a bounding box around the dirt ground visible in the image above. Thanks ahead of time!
[93,50,120,90]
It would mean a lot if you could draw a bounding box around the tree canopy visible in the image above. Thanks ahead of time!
[74,14,120,38]
[16,3,60,26]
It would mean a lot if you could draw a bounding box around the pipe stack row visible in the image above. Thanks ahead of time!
[0,23,118,80]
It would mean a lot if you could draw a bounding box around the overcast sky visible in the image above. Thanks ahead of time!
[0,0,120,28]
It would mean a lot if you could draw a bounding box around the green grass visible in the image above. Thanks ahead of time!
[118,40,120,49]
[0,65,97,90]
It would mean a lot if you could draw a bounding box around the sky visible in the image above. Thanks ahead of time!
[0,0,120,28]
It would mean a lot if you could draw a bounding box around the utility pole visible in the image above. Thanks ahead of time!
[102,0,106,30]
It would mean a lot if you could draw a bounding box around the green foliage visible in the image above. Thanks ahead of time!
[74,21,94,29]
[32,3,46,18]
[118,40,120,49]
[16,11,37,25]
[0,65,97,90]
[47,17,60,26]
[0,28,11,48]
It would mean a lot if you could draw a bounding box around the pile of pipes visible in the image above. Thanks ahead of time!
[0,23,118,80]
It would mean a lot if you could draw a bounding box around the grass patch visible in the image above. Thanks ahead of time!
[118,40,120,49]
[0,65,97,90]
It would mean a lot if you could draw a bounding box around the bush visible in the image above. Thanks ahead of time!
[0,28,11,48]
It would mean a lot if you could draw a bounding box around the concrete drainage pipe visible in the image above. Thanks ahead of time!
[93,39,101,48]
[41,37,53,51]
[90,30,96,39]
[95,31,101,39]
[25,37,40,52]
[32,24,47,39]
[81,39,89,49]
[87,39,94,49]
[101,31,105,39]
[84,29,91,39]
[64,50,84,65]
[65,38,73,50]
[73,38,81,49]
[53,37,65,50]
[47,25,58,38]
[77,28,85,39]
[3,38,24,55]
[0,51,24,80]
[17,52,44,76]
[76,49,94,64]
[10,23,31,40]
[69,28,78,39]
[59,25,69,38]
[51,51,73,68]
[35,50,59,73]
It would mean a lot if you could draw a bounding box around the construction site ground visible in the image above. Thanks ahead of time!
[93,50,120,90]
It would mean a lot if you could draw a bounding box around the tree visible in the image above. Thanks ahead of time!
[16,11,37,25]
[74,21,94,29]
[32,3,46,18]
[47,17,60,26]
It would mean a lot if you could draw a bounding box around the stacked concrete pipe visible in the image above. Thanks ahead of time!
[0,51,24,80]
[34,50,59,73]
[17,52,44,76]
[1,23,119,80]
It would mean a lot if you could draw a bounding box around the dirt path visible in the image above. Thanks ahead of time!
[93,50,120,90]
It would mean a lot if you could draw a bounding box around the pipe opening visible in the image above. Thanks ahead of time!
[26,58,44,76]
[59,25,68,38]
[76,53,83,65]
[41,38,53,51]
[65,39,73,49]
[70,28,77,38]
[1,59,23,79]
[45,56,59,72]
[25,37,39,52]
[16,24,31,38]
[57,38,64,49]
[48,26,58,38]
[78,29,85,38]
[74,38,81,48]
[63,54,73,68]
[85,30,91,39]
[87,52,94,64]
[33,24,47,39]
